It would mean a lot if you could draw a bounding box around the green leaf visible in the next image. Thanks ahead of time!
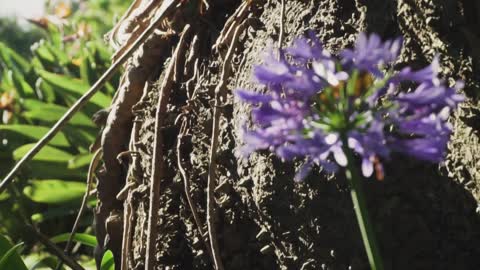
[22,100,94,128]
[11,70,35,98]
[0,192,10,202]
[50,233,97,248]
[37,70,110,108]
[80,259,97,270]
[24,162,85,180]
[23,179,86,204]
[32,42,56,64]
[46,24,62,48]
[13,144,72,162]
[23,254,59,270]
[34,77,56,103]
[105,82,116,96]
[30,56,45,71]
[46,42,70,66]
[79,56,92,84]
[63,126,96,150]
[1,69,14,89]
[68,153,94,169]
[0,125,69,148]
[0,235,28,270]
[0,42,30,75]
[91,41,112,63]
[100,250,115,270]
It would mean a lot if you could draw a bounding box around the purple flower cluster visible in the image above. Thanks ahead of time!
[236,32,464,181]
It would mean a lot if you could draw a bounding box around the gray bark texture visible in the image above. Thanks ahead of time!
[109,0,480,269]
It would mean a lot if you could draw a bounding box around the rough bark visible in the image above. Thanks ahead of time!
[109,0,480,269]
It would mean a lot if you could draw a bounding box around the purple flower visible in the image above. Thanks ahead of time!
[389,136,450,163]
[394,81,464,116]
[286,31,332,62]
[312,60,349,87]
[391,56,439,83]
[348,121,390,177]
[253,52,292,85]
[236,31,464,181]
[341,32,402,77]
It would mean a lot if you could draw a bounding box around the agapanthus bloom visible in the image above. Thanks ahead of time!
[236,32,464,181]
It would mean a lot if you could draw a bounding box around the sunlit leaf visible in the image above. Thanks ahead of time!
[31,56,45,71]
[80,259,97,270]
[0,42,30,74]
[0,125,69,148]
[68,152,94,169]
[45,42,70,66]
[22,100,94,128]
[11,71,35,98]
[1,69,14,89]
[23,179,86,204]
[63,126,96,150]
[13,144,72,162]
[22,253,59,270]
[0,192,10,202]
[46,23,62,48]
[50,233,97,247]
[32,41,56,64]
[79,54,92,84]
[37,70,110,108]
[100,250,115,270]
[0,235,28,270]
[34,77,56,103]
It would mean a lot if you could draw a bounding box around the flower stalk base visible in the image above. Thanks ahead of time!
[344,146,384,270]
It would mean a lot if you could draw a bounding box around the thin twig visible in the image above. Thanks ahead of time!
[111,0,172,62]
[207,19,250,270]
[213,1,251,61]
[279,0,286,49]
[54,149,103,270]
[0,0,179,194]
[145,24,192,270]
[120,193,134,270]
[105,0,144,49]
[176,118,215,263]
[120,104,144,270]
[184,34,200,84]
[26,225,85,270]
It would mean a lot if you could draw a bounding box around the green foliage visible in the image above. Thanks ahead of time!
[0,0,129,268]
[101,250,115,270]
[0,234,28,270]
[0,18,45,57]
[0,125,70,147]
[23,179,86,204]
[50,233,97,248]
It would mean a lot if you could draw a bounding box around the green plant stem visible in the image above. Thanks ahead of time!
[343,145,384,270]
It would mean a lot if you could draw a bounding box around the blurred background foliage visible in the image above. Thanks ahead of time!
[0,0,128,268]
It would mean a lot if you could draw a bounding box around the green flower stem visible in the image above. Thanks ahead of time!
[342,145,384,270]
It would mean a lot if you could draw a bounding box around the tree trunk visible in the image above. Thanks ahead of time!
[106,0,480,269]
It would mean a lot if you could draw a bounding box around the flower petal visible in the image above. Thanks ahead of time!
[331,145,347,167]
[361,157,374,178]
[294,161,313,182]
